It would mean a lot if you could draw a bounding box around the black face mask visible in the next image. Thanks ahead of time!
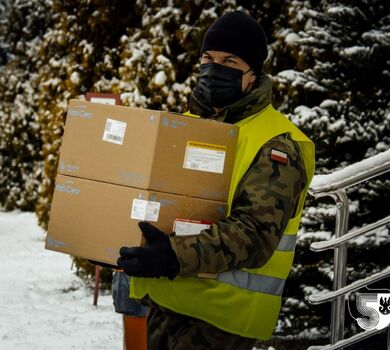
[197,63,245,108]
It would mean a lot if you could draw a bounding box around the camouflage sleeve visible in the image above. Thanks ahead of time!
[170,133,308,276]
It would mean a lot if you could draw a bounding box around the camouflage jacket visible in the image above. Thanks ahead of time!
[169,75,308,276]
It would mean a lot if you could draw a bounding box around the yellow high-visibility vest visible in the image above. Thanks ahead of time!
[131,104,315,340]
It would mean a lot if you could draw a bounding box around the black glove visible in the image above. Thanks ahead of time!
[117,222,180,280]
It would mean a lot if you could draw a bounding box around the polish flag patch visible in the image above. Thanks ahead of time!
[270,148,288,165]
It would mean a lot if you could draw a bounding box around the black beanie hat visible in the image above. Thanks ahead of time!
[200,11,268,74]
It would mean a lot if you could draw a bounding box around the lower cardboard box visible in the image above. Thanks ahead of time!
[46,174,227,266]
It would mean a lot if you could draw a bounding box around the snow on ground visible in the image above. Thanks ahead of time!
[0,211,123,350]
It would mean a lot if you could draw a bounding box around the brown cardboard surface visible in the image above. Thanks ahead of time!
[46,175,227,266]
[58,100,238,201]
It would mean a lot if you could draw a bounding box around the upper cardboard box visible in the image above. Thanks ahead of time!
[58,100,238,201]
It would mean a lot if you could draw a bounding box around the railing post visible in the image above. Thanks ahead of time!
[329,190,349,345]
[387,325,390,350]
[306,151,390,350]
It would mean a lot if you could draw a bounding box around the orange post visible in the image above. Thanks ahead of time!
[93,265,101,306]
[123,315,147,350]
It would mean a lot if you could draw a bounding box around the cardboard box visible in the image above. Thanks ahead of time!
[46,175,227,265]
[58,100,238,202]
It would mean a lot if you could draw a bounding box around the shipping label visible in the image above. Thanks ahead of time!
[131,199,161,222]
[173,218,211,236]
[103,118,127,145]
[183,141,226,174]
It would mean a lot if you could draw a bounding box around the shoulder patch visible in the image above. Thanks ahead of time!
[270,148,288,165]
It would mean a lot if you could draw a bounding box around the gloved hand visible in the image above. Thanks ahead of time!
[117,222,180,280]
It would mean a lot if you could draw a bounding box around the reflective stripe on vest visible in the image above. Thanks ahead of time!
[215,233,296,296]
[131,104,315,340]
[217,270,286,296]
[276,234,297,252]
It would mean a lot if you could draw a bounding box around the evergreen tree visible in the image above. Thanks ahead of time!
[0,0,7,66]
[260,0,390,347]
[271,0,390,172]
[115,0,239,112]
[0,0,53,210]
[32,0,144,285]
[34,0,142,227]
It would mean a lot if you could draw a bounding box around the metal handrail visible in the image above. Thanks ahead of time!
[307,327,388,350]
[308,266,390,304]
[306,150,390,350]
[309,149,390,195]
[310,214,390,251]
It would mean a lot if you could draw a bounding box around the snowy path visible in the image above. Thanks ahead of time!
[0,211,123,350]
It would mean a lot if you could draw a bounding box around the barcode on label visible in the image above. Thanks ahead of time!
[131,199,161,222]
[105,134,123,143]
[103,118,127,145]
[190,163,199,169]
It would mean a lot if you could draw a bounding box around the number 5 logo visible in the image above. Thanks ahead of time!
[354,292,390,331]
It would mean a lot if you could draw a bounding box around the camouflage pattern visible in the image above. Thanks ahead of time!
[145,299,256,350]
[170,74,308,275]
[170,133,307,275]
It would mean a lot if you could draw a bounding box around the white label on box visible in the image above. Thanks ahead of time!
[103,118,127,145]
[183,141,226,174]
[90,97,116,105]
[173,219,211,236]
[131,199,160,222]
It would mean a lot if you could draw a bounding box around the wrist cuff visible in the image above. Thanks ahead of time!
[169,235,200,276]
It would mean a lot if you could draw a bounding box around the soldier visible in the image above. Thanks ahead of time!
[118,11,315,350]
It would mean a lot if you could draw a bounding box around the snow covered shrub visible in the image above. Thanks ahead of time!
[261,0,390,346]
[270,0,390,170]
[0,0,52,210]
[34,0,142,228]
[116,0,239,111]
[0,71,43,211]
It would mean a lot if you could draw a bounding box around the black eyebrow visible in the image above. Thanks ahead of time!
[201,52,239,60]
[224,55,238,59]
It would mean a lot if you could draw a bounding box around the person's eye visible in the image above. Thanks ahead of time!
[226,58,238,64]
[201,55,212,63]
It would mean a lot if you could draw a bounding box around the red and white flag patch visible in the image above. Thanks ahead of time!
[270,148,288,165]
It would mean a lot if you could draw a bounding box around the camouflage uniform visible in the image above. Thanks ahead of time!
[146,302,256,350]
[146,75,308,349]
